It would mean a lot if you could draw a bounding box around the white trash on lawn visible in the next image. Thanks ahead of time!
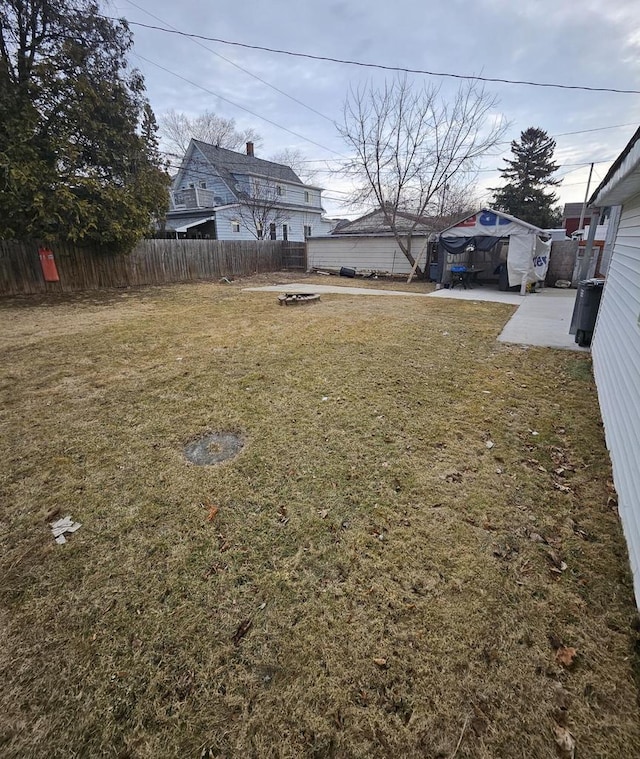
[50,515,82,544]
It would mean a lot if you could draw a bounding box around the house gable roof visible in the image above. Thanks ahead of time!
[192,139,303,185]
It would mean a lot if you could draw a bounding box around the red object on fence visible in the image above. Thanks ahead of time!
[38,247,60,282]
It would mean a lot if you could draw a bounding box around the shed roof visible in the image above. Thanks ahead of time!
[590,126,640,207]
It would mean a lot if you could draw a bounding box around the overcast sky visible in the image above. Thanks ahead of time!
[111,0,640,218]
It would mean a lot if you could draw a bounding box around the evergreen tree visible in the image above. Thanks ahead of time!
[0,0,170,252]
[491,127,562,228]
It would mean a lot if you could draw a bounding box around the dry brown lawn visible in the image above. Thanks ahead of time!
[1,274,639,758]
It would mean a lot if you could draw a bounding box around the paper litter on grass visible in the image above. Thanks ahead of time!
[50,515,82,544]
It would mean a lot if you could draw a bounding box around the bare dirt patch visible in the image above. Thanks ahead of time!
[184,431,244,465]
[0,275,638,758]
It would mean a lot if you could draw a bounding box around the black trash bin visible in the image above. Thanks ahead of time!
[573,279,605,347]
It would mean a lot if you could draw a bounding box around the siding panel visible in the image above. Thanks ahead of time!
[592,190,640,602]
[307,235,431,274]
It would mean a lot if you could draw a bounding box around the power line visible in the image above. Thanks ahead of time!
[133,52,345,157]
[112,16,640,95]
[553,122,638,138]
[123,0,335,125]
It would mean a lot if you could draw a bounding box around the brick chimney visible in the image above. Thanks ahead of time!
[246,141,254,157]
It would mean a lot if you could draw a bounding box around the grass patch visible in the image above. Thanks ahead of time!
[1,276,638,758]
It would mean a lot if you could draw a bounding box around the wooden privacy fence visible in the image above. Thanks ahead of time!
[0,239,307,296]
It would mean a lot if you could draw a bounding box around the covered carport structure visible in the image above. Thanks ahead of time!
[436,208,551,294]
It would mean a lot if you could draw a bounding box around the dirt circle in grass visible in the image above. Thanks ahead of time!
[183,432,244,465]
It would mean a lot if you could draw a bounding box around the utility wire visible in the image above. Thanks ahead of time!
[133,52,345,157]
[553,122,638,137]
[123,0,335,125]
[112,16,640,95]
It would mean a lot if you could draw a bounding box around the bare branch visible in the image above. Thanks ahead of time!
[338,76,508,273]
[160,109,262,156]
[233,179,290,240]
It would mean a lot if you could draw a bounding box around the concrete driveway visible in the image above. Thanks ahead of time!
[243,282,586,351]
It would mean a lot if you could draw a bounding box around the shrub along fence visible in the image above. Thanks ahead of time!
[0,239,307,296]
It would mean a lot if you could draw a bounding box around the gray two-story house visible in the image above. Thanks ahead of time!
[165,140,333,241]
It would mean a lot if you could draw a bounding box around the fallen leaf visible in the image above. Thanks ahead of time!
[318,509,330,519]
[232,619,253,645]
[544,548,568,574]
[555,646,578,668]
[553,681,571,710]
[485,440,495,449]
[207,505,219,522]
[373,657,387,668]
[553,724,576,758]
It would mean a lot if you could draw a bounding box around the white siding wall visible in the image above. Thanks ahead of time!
[215,207,256,241]
[307,235,430,274]
[178,151,234,204]
[271,182,323,209]
[591,190,640,603]
[216,206,325,242]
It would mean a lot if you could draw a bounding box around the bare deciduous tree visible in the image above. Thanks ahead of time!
[270,148,317,184]
[234,179,290,240]
[339,77,507,274]
[431,173,480,232]
[161,109,262,158]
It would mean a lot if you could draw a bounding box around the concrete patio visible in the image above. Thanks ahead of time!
[428,285,587,351]
[244,282,586,351]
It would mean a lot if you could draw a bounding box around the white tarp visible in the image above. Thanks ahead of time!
[533,236,552,281]
[507,234,552,287]
[443,209,542,238]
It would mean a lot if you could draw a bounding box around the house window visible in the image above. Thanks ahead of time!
[231,220,240,233]
[304,190,311,203]
[276,185,285,197]
[199,181,207,189]
[188,182,195,189]
[282,224,288,241]
[304,225,312,238]
[256,222,263,239]
[269,223,277,240]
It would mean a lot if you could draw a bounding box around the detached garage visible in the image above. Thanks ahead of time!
[307,208,435,276]
[589,126,640,604]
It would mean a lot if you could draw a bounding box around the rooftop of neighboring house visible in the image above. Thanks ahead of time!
[331,208,437,235]
[190,139,304,186]
[563,202,590,219]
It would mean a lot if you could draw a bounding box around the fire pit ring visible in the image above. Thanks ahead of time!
[277,292,321,306]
